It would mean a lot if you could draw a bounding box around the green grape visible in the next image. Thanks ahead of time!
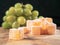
[14,3,23,8]
[7,7,16,15]
[12,21,20,28]
[2,3,40,28]
[24,4,33,10]
[17,16,26,25]
[24,9,32,16]
[6,15,16,23]
[15,8,23,16]
[25,16,32,20]
[32,10,39,17]
[5,10,9,15]
[32,16,38,20]
[39,16,44,18]
[27,16,32,20]
[20,23,26,27]
[8,22,13,26]
[5,10,13,16]
[2,22,11,29]
[3,16,7,21]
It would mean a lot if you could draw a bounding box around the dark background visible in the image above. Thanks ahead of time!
[0,0,60,26]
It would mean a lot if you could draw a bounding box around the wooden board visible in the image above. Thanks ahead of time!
[0,27,60,45]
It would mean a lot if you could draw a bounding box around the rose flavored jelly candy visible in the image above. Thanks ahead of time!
[30,26,41,36]
[40,22,48,35]
[9,28,20,40]
[9,28,24,40]
[18,27,25,39]
[23,27,30,34]
[32,20,42,26]
[27,20,33,30]
[45,17,53,23]
[47,23,56,35]
[23,27,31,38]
[27,20,33,27]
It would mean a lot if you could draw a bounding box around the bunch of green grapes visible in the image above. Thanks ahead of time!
[2,3,39,29]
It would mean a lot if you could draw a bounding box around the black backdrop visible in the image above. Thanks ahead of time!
[0,0,59,26]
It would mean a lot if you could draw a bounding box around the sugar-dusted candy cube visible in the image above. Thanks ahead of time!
[41,22,47,30]
[46,17,53,23]
[40,20,52,35]
[23,27,30,34]
[27,20,33,27]
[22,27,30,38]
[9,28,24,40]
[32,21,42,26]
[30,26,41,36]
[40,29,48,35]
[47,23,56,35]
[40,23,47,35]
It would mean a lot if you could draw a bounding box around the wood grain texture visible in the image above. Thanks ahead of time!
[0,27,60,45]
